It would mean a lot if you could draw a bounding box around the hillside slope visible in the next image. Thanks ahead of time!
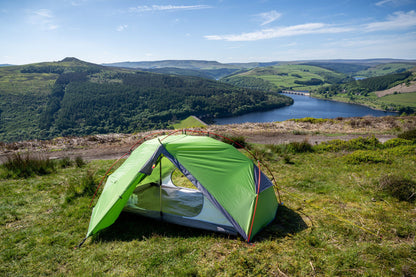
[0,58,292,142]
[313,70,416,113]
[221,64,351,92]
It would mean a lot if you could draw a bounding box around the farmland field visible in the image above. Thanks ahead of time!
[380,92,416,108]
[225,64,346,91]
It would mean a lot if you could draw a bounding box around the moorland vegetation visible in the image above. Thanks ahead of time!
[1,120,415,276]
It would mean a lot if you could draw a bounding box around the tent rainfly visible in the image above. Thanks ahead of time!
[81,134,278,245]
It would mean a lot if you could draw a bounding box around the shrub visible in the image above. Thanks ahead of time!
[292,117,329,124]
[75,156,86,168]
[58,156,73,168]
[1,153,56,178]
[287,140,314,153]
[344,150,391,164]
[379,174,416,202]
[383,138,414,148]
[385,145,416,156]
[292,130,308,135]
[347,136,381,150]
[398,129,416,141]
[315,136,382,152]
[221,135,248,149]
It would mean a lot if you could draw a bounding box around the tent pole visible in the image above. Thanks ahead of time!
[159,157,163,219]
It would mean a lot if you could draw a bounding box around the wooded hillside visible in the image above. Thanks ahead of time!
[0,58,292,142]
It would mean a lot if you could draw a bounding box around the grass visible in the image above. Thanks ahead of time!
[172,116,207,129]
[354,63,415,78]
[1,136,416,276]
[381,92,416,108]
[234,64,344,91]
[312,85,416,113]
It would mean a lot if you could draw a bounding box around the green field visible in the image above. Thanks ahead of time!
[172,116,207,129]
[224,64,347,91]
[313,90,416,113]
[1,134,415,276]
[381,92,416,108]
[354,63,415,78]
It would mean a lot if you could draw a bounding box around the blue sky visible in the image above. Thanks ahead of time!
[1,0,416,64]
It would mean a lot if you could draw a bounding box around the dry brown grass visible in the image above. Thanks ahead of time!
[375,81,416,97]
[1,116,415,162]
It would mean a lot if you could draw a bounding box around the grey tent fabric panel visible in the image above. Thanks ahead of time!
[253,164,275,194]
[159,147,248,240]
[131,184,204,217]
[139,144,164,175]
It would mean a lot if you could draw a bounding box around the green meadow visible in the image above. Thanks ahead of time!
[381,92,416,109]
[1,134,415,276]
[227,64,346,91]
[172,116,207,129]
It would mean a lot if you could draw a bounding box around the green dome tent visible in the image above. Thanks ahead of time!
[81,134,278,246]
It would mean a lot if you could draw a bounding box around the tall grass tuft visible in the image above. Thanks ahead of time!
[379,174,416,202]
[58,156,73,168]
[221,135,249,149]
[1,152,56,178]
[65,170,98,203]
[75,156,86,168]
[287,139,314,153]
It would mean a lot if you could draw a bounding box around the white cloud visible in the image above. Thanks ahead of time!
[129,5,211,13]
[34,9,53,18]
[28,9,59,30]
[205,10,416,42]
[70,0,87,6]
[365,10,416,31]
[205,23,353,41]
[116,24,128,32]
[375,0,410,6]
[376,0,394,6]
[256,10,281,26]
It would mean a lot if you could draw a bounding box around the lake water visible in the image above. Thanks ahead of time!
[215,93,397,124]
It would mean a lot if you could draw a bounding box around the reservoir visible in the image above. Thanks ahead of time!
[215,93,397,124]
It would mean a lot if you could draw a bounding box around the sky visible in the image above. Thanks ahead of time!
[1,0,416,65]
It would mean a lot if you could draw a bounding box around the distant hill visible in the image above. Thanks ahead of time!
[221,64,351,91]
[104,59,416,82]
[353,63,416,78]
[102,60,279,80]
[0,58,292,142]
[102,60,274,70]
[300,62,371,74]
[295,58,416,66]
[138,67,239,80]
[103,59,416,71]
[313,69,416,113]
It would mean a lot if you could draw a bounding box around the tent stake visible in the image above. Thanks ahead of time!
[75,237,87,249]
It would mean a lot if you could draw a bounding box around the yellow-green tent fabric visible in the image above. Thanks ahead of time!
[84,135,278,243]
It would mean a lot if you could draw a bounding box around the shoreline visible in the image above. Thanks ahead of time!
[309,93,398,113]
